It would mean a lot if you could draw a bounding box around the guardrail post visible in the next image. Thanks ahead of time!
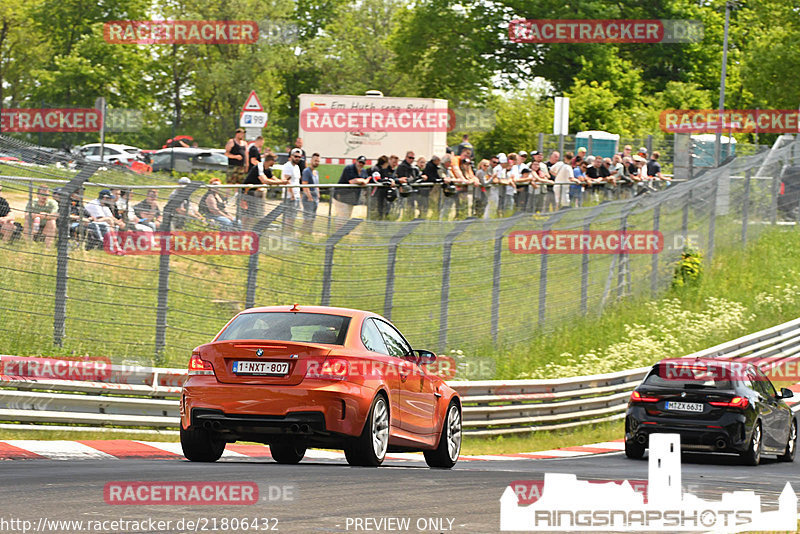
[53,165,97,347]
[245,204,285,309]
[439,218,477,352]
[538,210,568,329]
[155,181,203,363]
[320,218,362,306]
[707,174,719,264]
[581,205,606,315]
[491,215,523,342]
[742,168,751,246]
[651,201,661,298]
[383,219,422,320]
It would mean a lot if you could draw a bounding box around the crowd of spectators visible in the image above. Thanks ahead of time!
[330,135,670,220]
[0,133,672,249]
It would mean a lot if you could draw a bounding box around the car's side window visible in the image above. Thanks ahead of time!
[374,319,412,359]
[361,318,389,355]
[753,368,777,397]
[747,369,768,397]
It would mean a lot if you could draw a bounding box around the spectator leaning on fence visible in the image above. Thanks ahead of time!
[0,183,16,242]
[552,151,574,210]
[199,178,238,229]
[514,150,531,213]
[301,152,321,231]
[242,153,285,230]
[419,155,440,218]
[85,189,124,249]
[133,189,162,231]
[474,158,490,217]
[333,156,369,220]
[647,151,668,185]
[25,185,58,246]
[543,151,559,213]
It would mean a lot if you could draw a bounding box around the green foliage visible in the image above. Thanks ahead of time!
[672,247,704,288]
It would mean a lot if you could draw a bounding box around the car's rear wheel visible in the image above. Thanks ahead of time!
[741,421,762,466]
[269,442,306,464]
[625,439,645,459]
[345,394,389,467]
[424,402,462,468]
[778,419,797,462]
[180,425,225,462]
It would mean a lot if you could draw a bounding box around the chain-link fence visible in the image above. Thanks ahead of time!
[1,134,798,368]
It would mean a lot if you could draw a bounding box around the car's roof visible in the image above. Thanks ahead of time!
[81,143,140,150]
[241,305,381,319]
[154,147,223,154]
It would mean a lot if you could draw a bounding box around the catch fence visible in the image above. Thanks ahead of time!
[0,135,798,367]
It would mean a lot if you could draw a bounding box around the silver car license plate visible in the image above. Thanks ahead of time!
[665,401,703,413]
[232,361,289,376]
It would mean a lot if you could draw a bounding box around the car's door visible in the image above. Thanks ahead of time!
[373,319,437,435]
[753,367,790,448]
[360,318,401,429]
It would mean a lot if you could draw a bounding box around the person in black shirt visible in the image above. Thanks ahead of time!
[368,155,395,220]
[585,155,610,203]
[241,154,285,230]
[294,137,307,173]
[224,127,247,184]
[334,156,369,220]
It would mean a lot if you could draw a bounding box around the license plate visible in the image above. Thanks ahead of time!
[232,361,290,376]
[665,401,704,413]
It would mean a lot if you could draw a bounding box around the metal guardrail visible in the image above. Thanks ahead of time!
[2,316,800,437]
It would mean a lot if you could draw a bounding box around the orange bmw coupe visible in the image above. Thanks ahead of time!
[180,305,462,468]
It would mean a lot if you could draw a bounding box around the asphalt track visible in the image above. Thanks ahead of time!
[2,450,800,533]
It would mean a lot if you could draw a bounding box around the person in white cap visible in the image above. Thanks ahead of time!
[486,153,509,218]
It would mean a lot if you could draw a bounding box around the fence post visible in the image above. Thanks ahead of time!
[770,168,779,225]
[53,165,97,347]
[646,135,653,156]
[538,133,544,154]
[155,181,203,363]
[491,215,523,343]
[558,134,565,158]
[651,201,661,297]
[581,205,606,315]
[383,219,423,320]
[742,168,751,246]
[586,135,593,156]
[245,204,285,309]
[682,188,691,242]
[617,201,638,300]
[708,173,719,264]
[538,210,568,329]
[438,218,477,353]
[320,218,362,306]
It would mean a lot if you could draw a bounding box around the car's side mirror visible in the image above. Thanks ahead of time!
[780,387,794,399]
[413,349,436,365]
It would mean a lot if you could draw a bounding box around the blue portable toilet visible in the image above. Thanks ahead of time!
[691,134,737,167]
[575,131,620,159]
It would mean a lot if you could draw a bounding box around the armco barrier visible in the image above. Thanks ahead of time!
[1,316,800,437]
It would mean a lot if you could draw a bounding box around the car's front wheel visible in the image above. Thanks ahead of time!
[741,421,762,466]
[270,442,307,464]
[424,401,462,468]
[778,419,797,462]
[345,394,389,467]
[180,426,225,462]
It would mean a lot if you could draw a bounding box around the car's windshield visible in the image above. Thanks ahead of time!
[217,312,351,345]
